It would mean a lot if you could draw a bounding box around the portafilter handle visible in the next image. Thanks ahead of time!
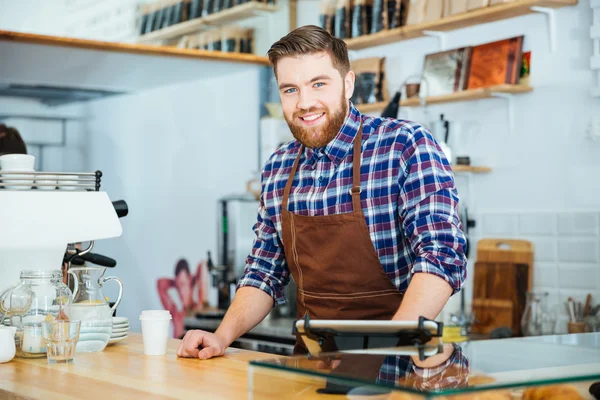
[112,200,128,218]
[69,252,117,268]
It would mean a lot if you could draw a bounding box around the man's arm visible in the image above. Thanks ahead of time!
[392,273,452,320]
[178,160,289,359]
[214,287,273,347]
[177,286,273,359]
[394,125,467,321]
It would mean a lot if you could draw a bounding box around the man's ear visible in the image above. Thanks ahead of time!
[344,70,355,100]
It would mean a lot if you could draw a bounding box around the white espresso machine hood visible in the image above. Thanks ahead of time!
[0,190,123,288]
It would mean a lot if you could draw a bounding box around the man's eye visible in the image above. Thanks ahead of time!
[314,82,325,88]
[284,88,297,94]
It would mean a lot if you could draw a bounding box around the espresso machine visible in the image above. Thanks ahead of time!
[0,170,125,288]
[215,194,297,317]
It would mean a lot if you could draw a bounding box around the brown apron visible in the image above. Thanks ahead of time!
[281,124,404,354]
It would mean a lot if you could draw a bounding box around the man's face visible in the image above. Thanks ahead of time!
[276,52,355,148]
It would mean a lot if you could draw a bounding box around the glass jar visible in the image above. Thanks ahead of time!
[521,291,556,337]
[0,270,72,358]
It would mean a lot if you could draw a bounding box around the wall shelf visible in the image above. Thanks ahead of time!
[453,165,492,173]
[138,2,279,43]
[0,30,270,96]
[344,0,577,50]
[356,84,532,114]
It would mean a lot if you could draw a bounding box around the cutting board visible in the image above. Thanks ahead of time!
[471,299,513,335]
[471,239,533,336]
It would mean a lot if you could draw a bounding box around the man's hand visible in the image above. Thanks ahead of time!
[176,287,274,361]
[177,330,227,360]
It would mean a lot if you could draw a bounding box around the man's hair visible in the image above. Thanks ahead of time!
[267,25,350,79]
[0,124,27,156]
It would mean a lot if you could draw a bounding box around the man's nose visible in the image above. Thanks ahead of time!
[297,89,317,111]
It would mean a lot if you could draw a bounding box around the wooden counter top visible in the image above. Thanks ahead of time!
[0,333,340,400]
[2,333,599,399]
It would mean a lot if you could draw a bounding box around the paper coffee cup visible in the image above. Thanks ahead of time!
[140,310,172,356]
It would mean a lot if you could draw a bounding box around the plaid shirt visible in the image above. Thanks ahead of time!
[238,102,467,305]
[377,344,470,391]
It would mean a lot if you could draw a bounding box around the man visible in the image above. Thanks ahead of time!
[177,25,467,360]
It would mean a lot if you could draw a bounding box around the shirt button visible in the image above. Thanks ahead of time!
[318,176,323,183]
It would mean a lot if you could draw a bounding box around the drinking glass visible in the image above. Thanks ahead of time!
[41,320,81,364]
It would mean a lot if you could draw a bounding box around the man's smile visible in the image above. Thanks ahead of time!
[299,112,325,125]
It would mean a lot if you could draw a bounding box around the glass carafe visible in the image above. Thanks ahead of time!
[66,266,123,353]
[521,291,556,336]
[0,270,72,358]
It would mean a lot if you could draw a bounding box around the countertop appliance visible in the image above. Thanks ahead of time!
[0,170,125,287]
[217,194,260,283]
[215,194,297,317]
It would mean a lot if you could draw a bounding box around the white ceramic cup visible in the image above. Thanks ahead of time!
[0,154,35,171]
[35,175,57,190]
[2,169,35,190]
[140,310,172,356]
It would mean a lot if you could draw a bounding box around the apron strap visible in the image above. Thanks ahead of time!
[282,144,304,212]
[351,124,363,213]
[282,122,364,214]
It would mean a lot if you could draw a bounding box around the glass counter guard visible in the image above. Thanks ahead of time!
[248,333,600,399]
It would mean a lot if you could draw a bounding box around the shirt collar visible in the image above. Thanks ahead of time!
[304,101,362,167]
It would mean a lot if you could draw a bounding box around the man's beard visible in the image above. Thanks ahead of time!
[285,91,348,149]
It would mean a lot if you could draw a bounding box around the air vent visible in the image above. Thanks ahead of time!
[0,83,125,106]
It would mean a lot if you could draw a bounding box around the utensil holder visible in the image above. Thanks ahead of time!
[567,321,586,334]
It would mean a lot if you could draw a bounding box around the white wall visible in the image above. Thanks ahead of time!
[82,70,262,332]
[0,0,69,36]
[297,1,600,331]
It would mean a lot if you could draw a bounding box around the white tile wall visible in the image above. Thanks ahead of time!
[518,213,557,236]
[532,263,558,289]
[480,213,519,236]
[558,212,599,236]
[558,265,599,290]
[557,239,599,263]
[529,238,557,263]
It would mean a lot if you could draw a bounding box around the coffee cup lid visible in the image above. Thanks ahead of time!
[139,310,172,320]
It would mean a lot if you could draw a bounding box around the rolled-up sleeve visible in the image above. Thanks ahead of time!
[237,174,290,306]
[398,126,467,294]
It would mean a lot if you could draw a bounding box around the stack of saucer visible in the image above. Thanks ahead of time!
[108,317,129,345]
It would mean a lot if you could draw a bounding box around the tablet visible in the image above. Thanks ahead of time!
[295,319,441,336]
[294,317,444,357]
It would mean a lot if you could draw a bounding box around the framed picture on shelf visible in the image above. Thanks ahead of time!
[466,35,524,90]
[422,47,472,97]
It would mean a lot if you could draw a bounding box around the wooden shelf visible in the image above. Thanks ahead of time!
[357,102,389,113]
[0,30,269,94]
[453,165,492,173]
[138,2,279,43]
[403,84,533,106]
[344,0,577,50]
[356,84,532,113]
